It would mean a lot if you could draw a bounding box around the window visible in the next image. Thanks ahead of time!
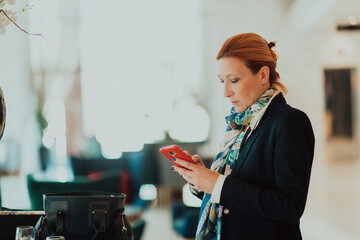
[80,0,208,158]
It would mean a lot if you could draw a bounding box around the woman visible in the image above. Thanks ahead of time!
[172,33,315,240]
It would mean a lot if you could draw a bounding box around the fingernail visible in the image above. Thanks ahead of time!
[172,158,176,161]
[171,167,174,170]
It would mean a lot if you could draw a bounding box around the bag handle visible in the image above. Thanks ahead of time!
[47,201,68,234]
[48,210,64,234]
[91,212,128,240]
[92,209,107,232]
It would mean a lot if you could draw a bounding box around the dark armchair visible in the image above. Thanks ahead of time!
[171,201,200,239]
[69,145,160,204]
[27,168,123,210]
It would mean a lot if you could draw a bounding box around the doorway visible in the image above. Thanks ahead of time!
[324,68,358,160]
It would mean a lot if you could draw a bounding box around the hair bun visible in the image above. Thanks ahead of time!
[268,41,276,49]
[268,41,278,61]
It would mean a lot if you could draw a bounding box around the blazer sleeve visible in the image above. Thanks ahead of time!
[220,109,315,223]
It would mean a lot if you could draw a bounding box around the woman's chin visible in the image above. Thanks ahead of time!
[234,106,246,113]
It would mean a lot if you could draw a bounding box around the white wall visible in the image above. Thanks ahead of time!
[0,0,40,173]
[199,0,293,157]
[199,0,360,166]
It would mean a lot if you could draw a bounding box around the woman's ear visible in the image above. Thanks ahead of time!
[259,66,270,84]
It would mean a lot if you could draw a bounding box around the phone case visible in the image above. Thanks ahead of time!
[159,145,196,167]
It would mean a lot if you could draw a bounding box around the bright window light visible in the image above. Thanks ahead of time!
[56,166,69,183]
[80,0,204,150]
[42,129,54,148]
[0,143,7,165]
[139,184,157,201]
[55,135,67,159]
[43,98,67,163]
[100,142,123,159]
[169,99,210,142]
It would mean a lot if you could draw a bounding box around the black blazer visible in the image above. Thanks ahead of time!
[217,94,315,240]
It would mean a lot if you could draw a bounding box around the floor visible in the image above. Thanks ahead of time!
[1,156,360,240]
[300,159,360,240]
[141,206,179,240]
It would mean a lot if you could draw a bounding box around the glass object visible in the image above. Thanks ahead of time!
[46,237,65,240]
[15,226,35,240]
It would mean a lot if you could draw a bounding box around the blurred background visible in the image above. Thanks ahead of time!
[1,0,360,239]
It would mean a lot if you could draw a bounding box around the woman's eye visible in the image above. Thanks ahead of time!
[231,79,239,83]
[219,80,224,84]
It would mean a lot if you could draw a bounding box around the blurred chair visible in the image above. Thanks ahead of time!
[27,168,123,210]
[70,144,160,204]
[132,219,146,240]
[70,155,125,176]
[171,201,200,239]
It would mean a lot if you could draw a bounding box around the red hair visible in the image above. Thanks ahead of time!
[216,33,287,94]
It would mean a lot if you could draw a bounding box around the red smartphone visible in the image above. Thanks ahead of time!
[159,145,197,168]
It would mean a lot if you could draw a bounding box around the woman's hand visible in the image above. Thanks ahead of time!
[183,150,205,166]
[172,152,220,194]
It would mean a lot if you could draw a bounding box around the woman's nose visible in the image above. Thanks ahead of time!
[223,82,233,98]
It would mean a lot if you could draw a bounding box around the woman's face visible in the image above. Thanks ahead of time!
[217,57,270,112]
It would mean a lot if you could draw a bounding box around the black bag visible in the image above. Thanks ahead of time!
[34,191,134,240]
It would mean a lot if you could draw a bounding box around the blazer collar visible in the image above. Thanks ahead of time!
[246,91,281,141]
[262,92,286,118]
[230,93,287,176]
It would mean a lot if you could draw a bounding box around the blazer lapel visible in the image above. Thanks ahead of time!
[230,120,268,176]
[230,94,286,176]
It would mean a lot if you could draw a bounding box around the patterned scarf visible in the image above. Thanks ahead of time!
[195,87,277,240]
